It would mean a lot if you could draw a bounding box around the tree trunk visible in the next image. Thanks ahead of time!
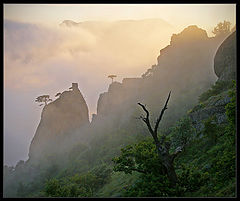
[138,92,179,186]
[162,156,178,186]
[155,142,178,186]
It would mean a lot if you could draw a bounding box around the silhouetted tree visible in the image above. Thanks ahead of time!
[212,20,231,37]
[35,95,52,106]
[138,91,182,186]
[108,75,117,83]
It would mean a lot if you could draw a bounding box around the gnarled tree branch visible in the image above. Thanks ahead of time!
[138,91,171,143]
[137,103,154,135]
[138,91,180,186]
[154,91,171,134]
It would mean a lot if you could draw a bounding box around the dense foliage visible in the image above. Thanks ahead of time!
[112,138,209,197]
[169,116,196,152]
[112,116,204,197]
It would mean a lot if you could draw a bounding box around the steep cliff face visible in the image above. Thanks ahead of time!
[214,31,236,81]
[95,25,226,129]
[97,78,142,117]
[28,83,89,161]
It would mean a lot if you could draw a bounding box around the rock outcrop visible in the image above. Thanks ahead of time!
[189,91,231,133]
[214,31,236,81]
[189,32,236,133]
[169,25,208,46]
[28,83,89,161]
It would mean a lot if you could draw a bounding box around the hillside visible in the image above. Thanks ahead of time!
[3,27,236,198]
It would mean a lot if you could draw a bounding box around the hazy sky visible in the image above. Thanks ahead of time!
[4,4,236,166]
[4,4,236,34]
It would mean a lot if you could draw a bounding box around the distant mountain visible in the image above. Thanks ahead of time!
[59,20,79,27]
[59,18,174,29]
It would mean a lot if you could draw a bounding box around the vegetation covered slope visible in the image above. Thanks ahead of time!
[38,79,236,198]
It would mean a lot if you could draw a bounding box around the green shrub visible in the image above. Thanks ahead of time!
[169,116,196,151]
[202,116,219,145]
[177,165,209,193]
[112,138,164,175]
[225,80,236,138]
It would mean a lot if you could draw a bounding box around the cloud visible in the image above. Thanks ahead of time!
[4,19,175,90]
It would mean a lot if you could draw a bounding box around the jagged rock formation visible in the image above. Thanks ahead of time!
[214,31,236,81]
[28,83,89,161]
[94,25,227,129]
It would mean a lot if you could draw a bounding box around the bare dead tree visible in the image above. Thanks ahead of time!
[138,91,182,186]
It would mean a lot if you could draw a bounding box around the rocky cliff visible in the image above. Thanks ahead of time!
[94,25,227,129]
[214,31,236,81]
[28,83,89,161]
[97,78,142,117]
[189,31,236,133]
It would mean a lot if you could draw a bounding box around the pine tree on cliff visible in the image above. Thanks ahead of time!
[35,95,52,106]
[108,75,117,83]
